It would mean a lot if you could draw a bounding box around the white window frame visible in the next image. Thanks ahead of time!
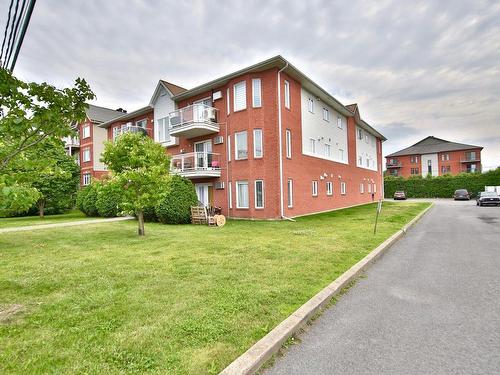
[308,98,314,113]
[322,107,329,121]
[287,179,293,208]
[82,125,90,139]
[227,135,231,162]
[228,182,233,209]
[254,180,264,209]
[226,88,230,115]
[340,181,347,195]
[337,117,343,129]
[326,182,333,196]
[252,78,262,108]
[357,129,363,140]
[234,131,248,160]
[373,184,377,193]
[360,183,364,194]
[339,149,344,161]
[135,118,147,128]
[286,129,292,158]
[83,173,91,186]
[358,156,363,166]
[156,117,170,143]
[233,81,247,112]
[284,80,290,109]
[310,138,316,154]
[368,183,372,193]
[312,180,318,196]
[324,143,331,158]
[253,129,263,158]
[236,181,249,209]
[82,147,91,162]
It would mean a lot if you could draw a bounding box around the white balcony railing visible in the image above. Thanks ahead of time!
[169,104,219,138]
[113,125,148,140]
[63,136,80,147]
[170,152,221,178]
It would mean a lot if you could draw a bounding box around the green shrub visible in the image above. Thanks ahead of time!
[142,205,158,222]
[155,175,198,224]
[384,168,500,198]
[76,183,101,216]
[96,181,123,217]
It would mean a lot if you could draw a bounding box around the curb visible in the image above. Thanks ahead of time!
[220,203,434,375]
[0,216,134,233]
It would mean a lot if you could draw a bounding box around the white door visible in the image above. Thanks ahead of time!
[195,141,212,170]
[195,183,213,207]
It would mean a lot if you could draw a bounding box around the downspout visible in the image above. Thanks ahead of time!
[278,62,295,221]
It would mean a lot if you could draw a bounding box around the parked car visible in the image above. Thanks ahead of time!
[453,189,470,200]
[476,191,500,206]
[394,191,407,200]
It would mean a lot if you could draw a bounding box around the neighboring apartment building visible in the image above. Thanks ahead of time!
[100,56,386,219]
[386,136,483,177]
[69,105,125,186]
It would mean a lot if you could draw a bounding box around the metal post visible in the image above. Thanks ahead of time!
[373,199,382,235]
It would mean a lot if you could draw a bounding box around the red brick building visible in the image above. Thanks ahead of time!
[99,56,386,219]
[386,136,483,178]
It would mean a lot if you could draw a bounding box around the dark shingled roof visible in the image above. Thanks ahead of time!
[160,80,187,96]
[86,104,125,123]
[387,136,483,157]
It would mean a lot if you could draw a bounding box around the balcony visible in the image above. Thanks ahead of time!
[169,104,219,139]
[170,152,221,179]
[114,125,150,139]
[386,161,402,168]
[63,136,80,148]
[460,157,480,163]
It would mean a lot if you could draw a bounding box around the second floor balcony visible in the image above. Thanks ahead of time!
[169,104,219,139]
[170,152,221,179]
[460,156,480,163]
[63,136,80,148]
[386,161,402,168]
[113,124,150,140]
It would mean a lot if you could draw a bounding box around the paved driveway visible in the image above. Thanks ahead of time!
[267,200,500,374]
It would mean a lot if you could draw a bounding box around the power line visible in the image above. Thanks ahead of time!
[0,0,15,64]
[7,0,34,71]
[2,0,21,69]
[4,0,27,70]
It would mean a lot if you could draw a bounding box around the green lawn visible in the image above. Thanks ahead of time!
[0,202,430,374]
[0,210,96,229]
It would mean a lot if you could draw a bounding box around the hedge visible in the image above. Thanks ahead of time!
[384,168,500,198]
[155,175,198,224]
[76,183,101,216]
[96,181,123,217]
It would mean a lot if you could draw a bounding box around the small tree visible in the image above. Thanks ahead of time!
[101,133,171,235]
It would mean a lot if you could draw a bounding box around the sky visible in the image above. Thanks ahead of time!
[1,0,499,170]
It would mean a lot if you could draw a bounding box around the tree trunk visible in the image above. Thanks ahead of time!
[38,200,45,218]
[137,210,145,236]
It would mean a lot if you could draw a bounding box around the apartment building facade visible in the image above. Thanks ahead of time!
[98,56,385,219]
[386,136,483,178]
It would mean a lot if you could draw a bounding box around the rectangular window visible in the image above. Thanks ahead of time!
[323,108,329,121]
[366,158,370,167]
[287,179,293,207]
[365,134,369,143]
[236,181,249,208]
[368,184,372,193]
[324,144,331,158]
[312,180,318,196]
[340,181,346,195]
[284,80,290,109]
[156,117,170,143]
[326,182,333,196]
[82,173,91,186]
[82,125,90,139]
[441,153,450,161]
[373,184,377,193]
[233,81,247,111]
[255,180,264,208]
[235,131,248,160]
[357,129,363,140]
[337,117,343,129]
[360,183,364,193]
[253,129,263,158]
[226,88,230,114]
[286,129,292,158]
[228,182,232,209]
[310,138,316,153]
[82,148,91,162]
[113,126,120,140]
[358,156,362,166]
[411,155,419,163]
[308,98,314,113]
[339,149,344,161]
[252,78,262,108]
[411,167,419,175]
[441,165,451,174]
[227,135,231,162]
[136,119,147,128]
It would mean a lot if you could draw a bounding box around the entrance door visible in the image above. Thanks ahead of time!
[193,97,212,121]
[195,183,213,207]
[195,141,212,170]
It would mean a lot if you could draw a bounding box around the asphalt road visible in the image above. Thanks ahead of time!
[267,200,500,374]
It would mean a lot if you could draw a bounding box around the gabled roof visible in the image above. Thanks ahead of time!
[86,104,125,123]
[149,80,187,106]
[171,55,386,141]
[387,136,483,157]
[98,105,153,128]
[160,80,187,96]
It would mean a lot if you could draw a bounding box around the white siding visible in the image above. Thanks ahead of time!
[300,88,348,164]
[152,86,177,147]
[355,125,378,171]
[421,153,439,176]
[92,125,108,171]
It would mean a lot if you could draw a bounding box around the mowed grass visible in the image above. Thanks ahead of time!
[0,202,430,374]
[0,210,94,229]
